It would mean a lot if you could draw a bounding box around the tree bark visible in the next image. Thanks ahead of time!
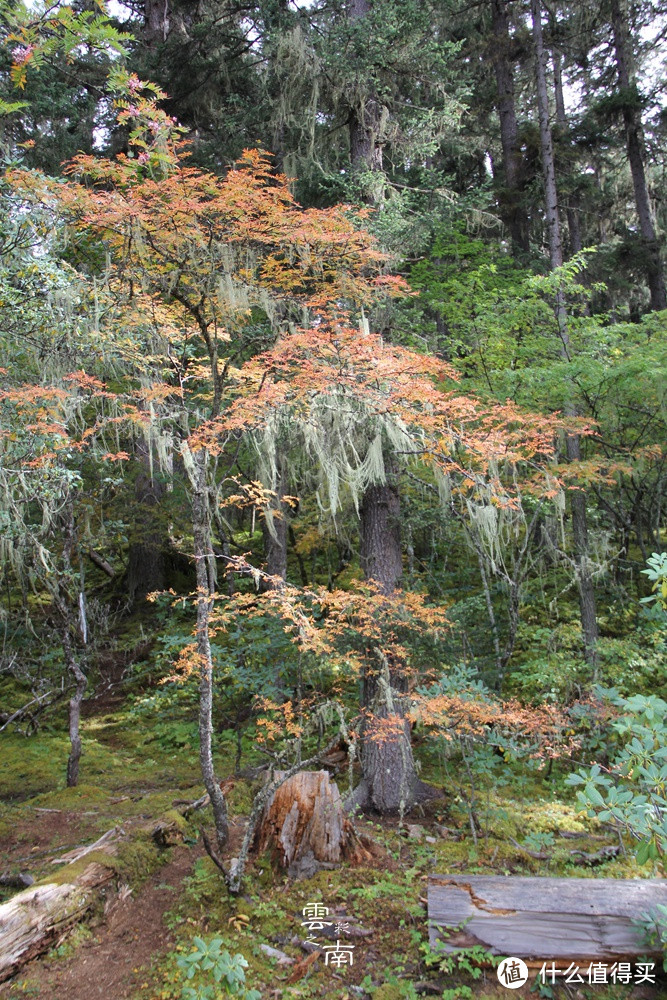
[51,505,88,788]
[610,0,666,311]
[261,462,288,590]
[552,48,582,256]
[531,0,598,670]
[350,469,430,815]
[359,481,402,594]
[190,447,229,850]
[62,627,87,788]
[127,437,166,608]
[144,0,169,45]
[348,0,385,203]
[490,0,530,253]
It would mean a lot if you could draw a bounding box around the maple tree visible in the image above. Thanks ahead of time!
[3,45,588,837]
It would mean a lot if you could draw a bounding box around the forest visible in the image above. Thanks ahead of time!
[0,0,666,997]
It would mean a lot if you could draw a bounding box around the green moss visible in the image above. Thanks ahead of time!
[520,800,588,834]
[158,809,188,833]
[35,835,163,890]
[0,734,69,800]
[36,849,122,886]
[115,836,165,885]
[373,986,406,1000]
[31,784,109,809]
[226,780,256,815]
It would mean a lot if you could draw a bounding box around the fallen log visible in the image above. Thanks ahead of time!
[0,849,119,981]
[50,825,124,864]
[428,875,667,962]
[88,550,115,578]
[0,809,190,981]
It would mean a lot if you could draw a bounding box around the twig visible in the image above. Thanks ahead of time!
[508,835,553,860]
[201,829,229,876]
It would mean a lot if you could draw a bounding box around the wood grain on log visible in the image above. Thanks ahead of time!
[0,855,117,981]
[428,875,667,961]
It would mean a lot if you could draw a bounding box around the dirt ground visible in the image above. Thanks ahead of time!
[1,845,198,1000]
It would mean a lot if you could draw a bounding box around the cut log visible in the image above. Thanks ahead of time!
[0,850,118,981]
[254,770,370,878]
[428,875,667,962]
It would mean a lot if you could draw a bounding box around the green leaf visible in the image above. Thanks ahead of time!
[635,840,651,865]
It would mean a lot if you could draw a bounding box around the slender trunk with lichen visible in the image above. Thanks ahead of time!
[552,48,582,256]
[191,449,229,849]
[51,503,88,787]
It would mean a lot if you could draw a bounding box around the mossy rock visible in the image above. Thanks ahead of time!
[152,809,189,846]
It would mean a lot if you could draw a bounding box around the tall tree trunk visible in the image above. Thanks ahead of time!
[552,48,582,255]
[344,0,424,814]
[610,0,666,311]
[127,437,166,608]
[190,447,229,850]
[532,0,599,670]
[261,462,288,590]
[144,0,169,45]
[348,468,427,815]
[348,0,385,203]
[490,0,530,254]
[359,481,402,594]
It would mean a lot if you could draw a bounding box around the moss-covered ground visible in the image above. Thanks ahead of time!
[0,682,664,1000]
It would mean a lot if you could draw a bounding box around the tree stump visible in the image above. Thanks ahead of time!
[254,770,369,878]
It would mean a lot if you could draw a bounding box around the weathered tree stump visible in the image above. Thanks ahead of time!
[254,770,369,878]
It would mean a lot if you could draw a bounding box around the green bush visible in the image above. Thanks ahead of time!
[177,937,260,1000]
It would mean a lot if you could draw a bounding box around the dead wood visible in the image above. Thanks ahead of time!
[428,874,667,961]
[50,826,124,864]
[569,844,621,865]
[88,550,115,578]
[0,844,119,981]
[0,874,34,890]
[254,770,371,879]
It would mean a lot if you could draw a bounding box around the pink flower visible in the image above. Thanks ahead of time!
[12,44,34,66]
[137,152,149,165]
[127,75,142,94]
